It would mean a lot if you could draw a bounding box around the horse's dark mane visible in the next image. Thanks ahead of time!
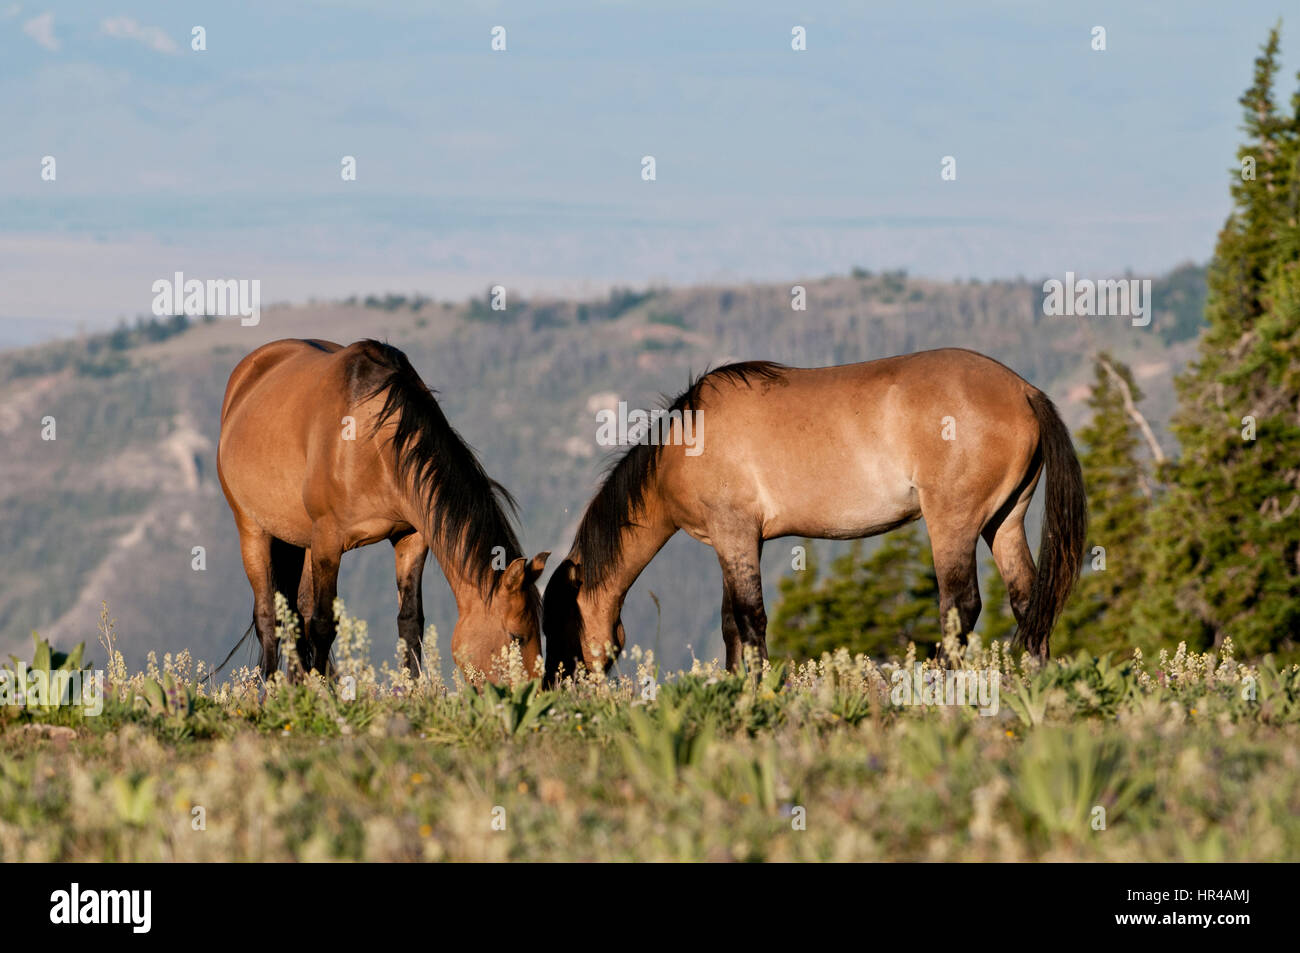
[356,340,526,604]
[572,361,787,591]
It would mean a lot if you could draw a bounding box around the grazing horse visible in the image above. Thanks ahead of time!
[217,339,548,682]
[543,348,1086,681]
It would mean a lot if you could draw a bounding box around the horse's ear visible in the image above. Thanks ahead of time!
[563,558,582,589]
[525,551,550,585]
[502,556,528,590]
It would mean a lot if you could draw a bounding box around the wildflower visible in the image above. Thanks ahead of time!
[419,824,433,837]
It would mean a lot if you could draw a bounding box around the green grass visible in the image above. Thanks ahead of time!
[0,604,1296,861]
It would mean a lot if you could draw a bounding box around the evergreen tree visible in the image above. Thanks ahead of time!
[770,524,941,660]
[1056,355,1152,657]
[1139,26,1300,661]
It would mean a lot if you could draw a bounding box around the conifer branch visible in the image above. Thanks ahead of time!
[1096,355,1167,466]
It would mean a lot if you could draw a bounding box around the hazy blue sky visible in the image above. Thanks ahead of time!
[2,1,1298,340]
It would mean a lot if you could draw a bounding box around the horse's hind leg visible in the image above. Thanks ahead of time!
[304,524,343,676]
[919,493,983,646]
[392,531,428,675]
[235,521,280,679]
[933,540,981,643]
[713,533,767,673]
[269,537,310,680]
[296,548,327,675]
[720,586,742,671]
[981,494,1036,633]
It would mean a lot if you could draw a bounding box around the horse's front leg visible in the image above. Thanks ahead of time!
[714,534,767,674]
[392,531,429,675]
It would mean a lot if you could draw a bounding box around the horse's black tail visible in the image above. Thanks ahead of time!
[1017,390,1088,660]
[207,616,257,682]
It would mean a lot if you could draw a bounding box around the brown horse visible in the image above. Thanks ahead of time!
[543,348,1086,681]
[217,339,548,682]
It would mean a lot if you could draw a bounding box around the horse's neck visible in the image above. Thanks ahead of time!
[406,478,506,613]
[423,525,495,613]
[580,493,677,622]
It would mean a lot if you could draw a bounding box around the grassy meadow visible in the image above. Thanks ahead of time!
[1,602,1297,863]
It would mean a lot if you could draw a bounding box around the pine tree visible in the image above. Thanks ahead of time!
[770,524,941,660]
[1056,354,1152,657]
[1139,26,1300,661]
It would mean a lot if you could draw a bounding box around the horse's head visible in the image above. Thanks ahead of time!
[542,557,624,685]
[452,552,548,682]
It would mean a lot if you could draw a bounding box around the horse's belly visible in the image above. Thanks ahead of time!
[342,518,411,550]
[759,456,919,541]
[766,491,919,540]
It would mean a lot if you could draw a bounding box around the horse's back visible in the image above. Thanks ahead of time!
[790,348,1032,403]
[674,348,1035,442]
[219,339,345,420]
[661,348,1041,540]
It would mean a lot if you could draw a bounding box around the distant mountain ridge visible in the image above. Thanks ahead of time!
[0,266,1205,673]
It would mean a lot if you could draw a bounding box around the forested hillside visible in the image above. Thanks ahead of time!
[0,266,1204,672]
